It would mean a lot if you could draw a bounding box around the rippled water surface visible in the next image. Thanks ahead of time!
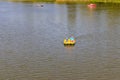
[0,2,120,80]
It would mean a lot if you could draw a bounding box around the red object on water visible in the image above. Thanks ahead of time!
[88,4,96,8]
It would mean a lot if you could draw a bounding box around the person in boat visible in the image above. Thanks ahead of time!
[69,36,75,41]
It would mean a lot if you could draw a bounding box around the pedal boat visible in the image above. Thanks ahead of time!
[88,4,96,8]
[63,38,76,45]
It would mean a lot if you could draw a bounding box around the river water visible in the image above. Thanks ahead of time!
[0,2,120,80]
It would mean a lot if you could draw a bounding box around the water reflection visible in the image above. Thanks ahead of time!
[66,4,77,37]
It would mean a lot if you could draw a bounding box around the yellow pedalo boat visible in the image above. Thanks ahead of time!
[63,37,76,45]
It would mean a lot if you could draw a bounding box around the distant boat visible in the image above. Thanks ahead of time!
[41,4,44,7]
[36,4,44,7]
[88,4,96,8]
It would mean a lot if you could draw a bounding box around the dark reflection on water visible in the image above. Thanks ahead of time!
[0,2,120,80]
[66,4,77,36]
